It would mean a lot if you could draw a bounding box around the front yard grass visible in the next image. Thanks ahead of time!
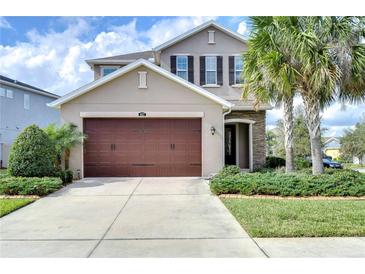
[222,198,365,237]
[0,198,36,217]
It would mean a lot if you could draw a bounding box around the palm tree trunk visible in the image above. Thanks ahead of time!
[64,149,70,170]
[303,94,324,175]
[283,95,295,172]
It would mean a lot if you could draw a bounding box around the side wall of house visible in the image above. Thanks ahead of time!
[0,84,60,167]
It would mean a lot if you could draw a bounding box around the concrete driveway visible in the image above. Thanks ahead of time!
[0,177,265,257]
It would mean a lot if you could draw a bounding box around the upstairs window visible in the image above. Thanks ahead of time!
[101,66,119,77]
[6,89,13,98]
[24,94,30,110]
[234,56,243,85]
[176,56,188,80]
[205,56,217,85]
[0,87,5,97]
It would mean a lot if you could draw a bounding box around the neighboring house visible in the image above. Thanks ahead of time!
[323,136,341,160]
[0,75,60,168]
[49,20,271,178]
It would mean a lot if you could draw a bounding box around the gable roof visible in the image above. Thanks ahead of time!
[0,75,59,99]
[154,20,247,52]
[323,136,341,146]
[85,50,155,68]
[48,59,232,109]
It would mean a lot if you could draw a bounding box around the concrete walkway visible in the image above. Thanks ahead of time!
[254,237,365,258]
[0,177,265,257]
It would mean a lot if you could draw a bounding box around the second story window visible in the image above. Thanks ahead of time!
[176,56,188,80]
[234,56,243,85]
[6,89,13,98]
[101,66,119,77]
[24,94,30,110]
[205,56,217,85]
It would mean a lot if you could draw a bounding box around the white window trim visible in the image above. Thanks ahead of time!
[234,56,243,85]
[0,87,5,97]
[100,66,119,77]
[24,94,30,110]
[205,56,217,85]
[176,55,188,81]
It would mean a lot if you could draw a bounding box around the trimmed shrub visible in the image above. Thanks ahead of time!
[210,169,365,197]
[221,165,241,176]
[58,169,73,185]
[8,125,56,177]
[0,176,62,196]
[265,156,286,169]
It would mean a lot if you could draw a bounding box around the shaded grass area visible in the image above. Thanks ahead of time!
[0,198,36,217]
[222,198,365,237]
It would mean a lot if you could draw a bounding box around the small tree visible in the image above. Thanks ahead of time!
[44,123,86,170]
[8,125,56,177]
[340,115,365,165]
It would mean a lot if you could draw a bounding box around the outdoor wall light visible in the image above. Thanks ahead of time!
[210,126,216,135]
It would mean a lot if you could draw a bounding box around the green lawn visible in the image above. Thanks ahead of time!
[0,198,36,217]
[222,198,365,237]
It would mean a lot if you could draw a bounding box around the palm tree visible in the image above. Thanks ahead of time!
[44,123,86,170]
[244,16,365,174]
[243,17,297,172]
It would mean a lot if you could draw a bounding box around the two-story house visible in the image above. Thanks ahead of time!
[0,75,60,168]
[49,20,271,178]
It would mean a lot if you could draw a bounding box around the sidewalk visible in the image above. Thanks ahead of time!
[254,237,365,258]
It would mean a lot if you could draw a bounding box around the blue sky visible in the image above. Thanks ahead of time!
[0,16,363,136]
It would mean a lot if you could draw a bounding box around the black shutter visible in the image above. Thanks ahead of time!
[170,56,176,74]
[200,56,205,86]
[229,56,234,86]
[217,56,223,86]
[188,56,194,83]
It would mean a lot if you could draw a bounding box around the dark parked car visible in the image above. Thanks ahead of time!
[323,158,343,169]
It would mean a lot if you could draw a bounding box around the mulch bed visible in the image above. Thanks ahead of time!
[0,195,40,199]
[219,194,365,200]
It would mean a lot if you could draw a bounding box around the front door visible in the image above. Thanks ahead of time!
[225,125,236,165]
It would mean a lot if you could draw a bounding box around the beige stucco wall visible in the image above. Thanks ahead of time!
[159,26,247,101]
[60,65,225,178]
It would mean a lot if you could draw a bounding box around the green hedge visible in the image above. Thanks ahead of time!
[210,167,365,197]
[0,176,62,196]
[8,125,56,177]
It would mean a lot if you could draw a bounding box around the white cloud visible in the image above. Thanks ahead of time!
[267,97,365,137]
[0,17,12,29]
[144,16,217,47]
[0,17,215,95]
[237,21,249,37]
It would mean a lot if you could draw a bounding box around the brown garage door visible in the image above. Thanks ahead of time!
[83,118,202,177]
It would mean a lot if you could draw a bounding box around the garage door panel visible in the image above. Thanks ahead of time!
[83,118,201,177]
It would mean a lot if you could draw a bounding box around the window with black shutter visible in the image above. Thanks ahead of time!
[170,56,177,74]
[188,56,194,83]
[229,56,234,86]
[200,56,206,86]
[217,56,223,86]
